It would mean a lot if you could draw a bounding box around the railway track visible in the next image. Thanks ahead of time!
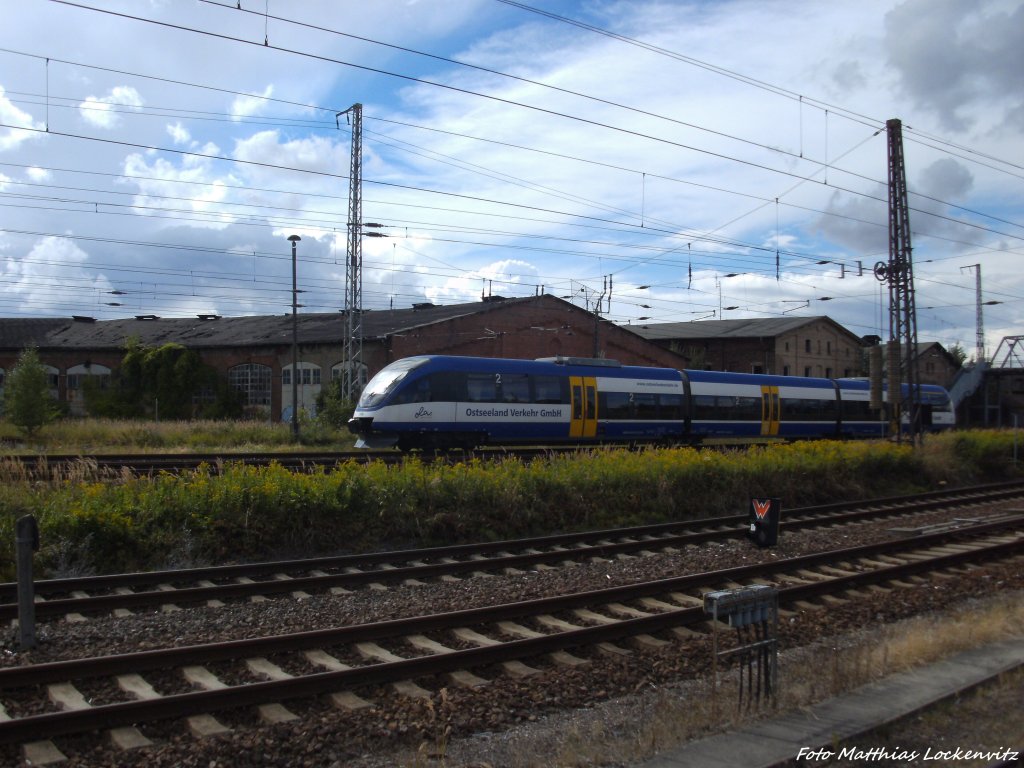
[1,446,576,475]
[2,514,1021,756]
[5,480,1024,622]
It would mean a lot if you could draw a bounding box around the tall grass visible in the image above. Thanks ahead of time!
[0,430,1019,579]
[0,417,350,452]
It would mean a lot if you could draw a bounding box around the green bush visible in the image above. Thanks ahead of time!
[0,430,1019,579]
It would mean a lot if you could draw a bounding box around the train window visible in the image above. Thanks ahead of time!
[692,395,717,420]
[533,375,564,404]
[500,374,530,403]
[572,384,583,419]
[841,400,875,420]
[358,357,428,408]
[820,398,838,420]
[781,398,804,419]
[602,392,631,419]
[633,393,657,419]
[781,397,837,421]
[722,396,760,420]
[660,394,684,420]
[425,372,461,402]
[392,377,432,405]
[466,373,498,402]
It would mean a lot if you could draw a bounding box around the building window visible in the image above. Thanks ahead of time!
[825,367,833,378]
[783,365,790,376]
[804,366,812,377]
[229,363,272,406]
[283,364,322,386]
[67,364,111,391]
[827,341,832,354]
[804,339,811,353]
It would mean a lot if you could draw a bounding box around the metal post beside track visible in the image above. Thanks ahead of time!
[15,515,39,650]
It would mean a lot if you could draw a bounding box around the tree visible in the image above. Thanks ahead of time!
[86,338,242,420]
[314,377,355,428]
[3,348,57,437]
[948,343,968,368]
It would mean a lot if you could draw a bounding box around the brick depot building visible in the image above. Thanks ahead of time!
[632,316,868,378]
[0,295,689,421]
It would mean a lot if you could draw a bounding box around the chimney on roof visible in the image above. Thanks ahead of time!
[71,315,96,323]
[197,314,221,321]
[412,302,434,310]
[135,314,159,321]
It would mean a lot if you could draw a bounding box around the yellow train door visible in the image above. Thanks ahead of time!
[569,376,598,438]
[761,385,780,436]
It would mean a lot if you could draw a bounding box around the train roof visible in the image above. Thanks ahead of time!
[683,368,835,388]
[388,354,682,379]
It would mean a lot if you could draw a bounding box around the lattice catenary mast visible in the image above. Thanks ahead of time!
[340,103,363,402]
[961,263,985,363]
[874,118,921,443]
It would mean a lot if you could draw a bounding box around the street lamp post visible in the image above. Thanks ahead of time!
[288,235,301,440]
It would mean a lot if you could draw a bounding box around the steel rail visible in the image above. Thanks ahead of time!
[0,527,1019,745]
[1,446,575,475]
[3,481,1022,618]
[2,515,1021,690]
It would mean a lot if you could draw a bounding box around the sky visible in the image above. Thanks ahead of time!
[1,0,1022,361]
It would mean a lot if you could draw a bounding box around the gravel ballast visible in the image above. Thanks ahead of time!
[3,503,1022,767]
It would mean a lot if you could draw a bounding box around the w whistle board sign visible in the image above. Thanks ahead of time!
[748,497,781,548]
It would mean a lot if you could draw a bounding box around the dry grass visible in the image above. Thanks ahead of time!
[778,593,1024,713]
[428,590,1024,768]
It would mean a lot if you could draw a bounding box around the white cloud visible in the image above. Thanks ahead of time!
[231,85,274,121]
[121,152,237,229]
[25,166,51,182]
[167,122,191,145]
[79,86,144,129]
[1,236,114,315]
[0,85,44,151]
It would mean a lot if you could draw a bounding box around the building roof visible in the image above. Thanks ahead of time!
[631,316,858,342]
[0,318,71,349]
[0,296,568,352]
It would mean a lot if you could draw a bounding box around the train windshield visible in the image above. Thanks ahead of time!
[357,357,429,408]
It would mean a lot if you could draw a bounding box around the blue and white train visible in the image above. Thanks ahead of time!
[347,355,954,451]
